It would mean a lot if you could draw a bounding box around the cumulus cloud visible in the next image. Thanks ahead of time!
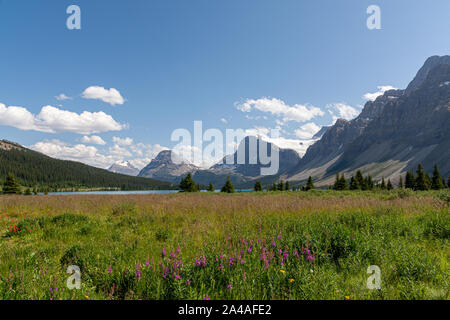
[82,86,125,106]
[236,97,324,123]
[294,122,321,139]
[30,139,169,170]
[327,103,360,120]
[363,85,397,101]
[30,140,115,168]
[0,102,125,134]
[112,136,133,146]
[55,93,72,101]
[81,135,106,145]
[220,118,228,124]
[109,144,132,157]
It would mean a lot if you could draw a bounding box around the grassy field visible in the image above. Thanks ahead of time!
[0,189,448,300]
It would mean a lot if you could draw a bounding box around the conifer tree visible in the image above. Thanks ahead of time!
[338,174,348,190]
[431,164,445,190]
[254,181,262,192]
[179,173,197,192]
[277,180,284,191]
[2,174,21,194]
[398,176,403,188]
[221,177,235,193]
[355,170,364,190]
[349,176,358,190]
[305,176,315,191]
[414,164,430,191]
[387,179,393,190]
[285,181,290,191]
[24,188,32,195]
[272,182,277,191]
[207,182,215,192]
[380,177,386,190]
[405,171,415,189]
[333,173,341,190]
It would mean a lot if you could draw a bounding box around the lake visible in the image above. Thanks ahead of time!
[41,189,252,195]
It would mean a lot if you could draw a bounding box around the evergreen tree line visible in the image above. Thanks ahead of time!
[332,164,449,191]
[179,173,235,193]
[0,148,173,191]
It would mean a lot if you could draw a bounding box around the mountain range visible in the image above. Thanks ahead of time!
[133,55,450,187]
[1,55,448,190]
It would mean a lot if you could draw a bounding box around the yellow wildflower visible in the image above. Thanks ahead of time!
[288,279,295,283]
[280,270,286,274]
[345,296,350,300]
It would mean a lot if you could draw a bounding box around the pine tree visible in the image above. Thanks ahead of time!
[387,179,393,190]
[447,176,450,189]
[221,177,235,193]
[333,173,341,190]
[380,177,386,190]
[305,176,315,191]
[366,175,374,190]
[355,170,364,190]
[207,182,214,192]
[398,176,403,189]
[405,171,415,189]
[272,182,277,191]
[285,181,290,191]
[414,164,430,191]
[277,180,284,191]
[254,181,262,192]
[349,176,359,190]
[2,174,21,194]
[338,174,348,190]
[179,173,197,192]
[24,188,32,195]
[431,164,445,190]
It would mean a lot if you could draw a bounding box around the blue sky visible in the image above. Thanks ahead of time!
[0,0,449,169]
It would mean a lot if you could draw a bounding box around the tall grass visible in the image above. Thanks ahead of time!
[0,190,448,300]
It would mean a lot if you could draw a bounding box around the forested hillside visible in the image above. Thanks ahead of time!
[0,141,174,191]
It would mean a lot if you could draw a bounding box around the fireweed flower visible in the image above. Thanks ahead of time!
[227,284,233,290]
[186,280,191,286]
[195,255,206,268]
[107,267,113,274]
[161,246,166,258]
[203,296,210,300]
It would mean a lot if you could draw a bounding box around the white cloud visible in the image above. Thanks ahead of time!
[294,122,321,139]
[55,94,72,101]
[363,85,397,101]
[82,86,125,106]
[109,144,132,157]
[0,103,125,134]
[236,97,324,123]
[112,136,133,146]
[327,103,360,120]
[29,139,168,170]
[81,135,106,145]
[220,118,228,124]
[30,140,115,168]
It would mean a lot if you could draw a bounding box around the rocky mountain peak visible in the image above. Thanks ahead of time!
[406,55,450,93]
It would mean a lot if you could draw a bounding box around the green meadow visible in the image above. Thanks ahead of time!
[0,190,448,300]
